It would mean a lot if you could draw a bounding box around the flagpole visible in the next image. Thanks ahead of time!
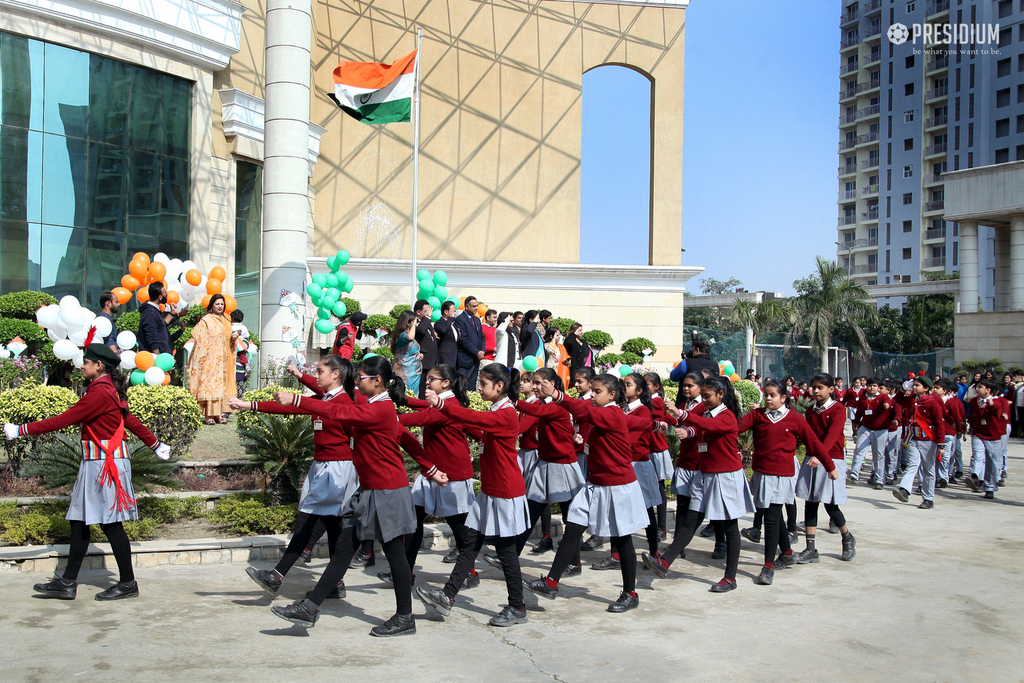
[411,27,423,303]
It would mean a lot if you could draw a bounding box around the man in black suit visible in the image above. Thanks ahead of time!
[674,339,718,408]
[137,282,183,355]
[413,299,438,399]
[453,295,485,387]
[434,301,459,368]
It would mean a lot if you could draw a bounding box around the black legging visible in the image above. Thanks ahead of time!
[63,520,134,583]
[752,501,797,534]
[760,504,791,565]
[277,512,341,577]
[656,485,668,532]
[405,507,473,570]
[645,507,660,553]
[661,496,704,564]
[712,519,740,580]
[548,521,636,593]
[516,500,579,566]
[303,518,372,557]
[804,501,847,529]
[445,531,524,609]
[306,526,412,615]
[540,504,552,537]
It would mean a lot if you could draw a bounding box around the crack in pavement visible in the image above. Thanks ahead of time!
[488,625,568,682]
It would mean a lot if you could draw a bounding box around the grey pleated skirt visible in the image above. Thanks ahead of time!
[411,476,475,518]
[518,448,539,477]
[688,469,755,521]
[525,460,586,504]
[750,471,797,508]
[341,486,417,543]
[67,459,138,525]
[467,492,529,537]
[566,481,649,538]
[651,449,674,481]
[632,460,662,508]
[795,456,848,505]
[299,460,360,516]
[577,450,588,480]
[671,467,702,497]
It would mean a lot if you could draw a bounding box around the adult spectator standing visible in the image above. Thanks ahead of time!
[562,322,591,379]
[434,301,459,367]
[331,312,367,359]
[520,310,542,359]
[454,295,485,387]
[137,282,183,354]
[496,312,520,370]
[511,312,524,341]
[187,294,236,425]
[96,293,120,351]
[669,338,717,408]
[480,308,498,374]
[413,300,438,398]
[538,310,552,361]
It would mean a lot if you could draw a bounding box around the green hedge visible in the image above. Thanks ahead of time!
[341,298,361,315]
[733,379,762,412]
[209,494,299,535]
[549,317,577,335]
[389,304,407,319]
[127,385,203,459]
[621,337,657,358]
[0,384,79,474]
[364,314,395,335]
[0,291,58,320]
[581,330,613,353]
[237,384,303,432]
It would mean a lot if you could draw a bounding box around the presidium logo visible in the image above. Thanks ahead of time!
[887,23,910,45]
[887,22,1000,47]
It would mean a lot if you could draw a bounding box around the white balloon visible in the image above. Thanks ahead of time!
[116,331,137,350]
[79,308,95,326]
[73,352,84,369]
[154,252,170,264]
[119,350,137,370]
[59,295,80,313]
[167,279,182,292]
[0,346,10,359]
[144,366,165,386]
[52,339,79,360]
[181,260,197,273]
[92,316,113,340]
[36,304,61,329]
[68,330,88,346]
[47,329,66,342]
[60,308,86,329]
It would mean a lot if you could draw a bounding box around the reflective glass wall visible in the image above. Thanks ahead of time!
[234,160,262,325]
[0,31,191,306]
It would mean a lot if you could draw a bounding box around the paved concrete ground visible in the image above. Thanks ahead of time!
[3,443,1023,682]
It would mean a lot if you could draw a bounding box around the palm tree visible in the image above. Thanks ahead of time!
[237,413,314,504]
[729,298,791,375]
[785,257,878,373]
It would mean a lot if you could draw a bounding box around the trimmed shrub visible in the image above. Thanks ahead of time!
[389,304,408,319]
[595,353,624,367]
[371,346,394,361]
[209,494,299,535]
[549,317,577,335]
[341,297,361,315]
[136,495,207,524]
[0,384,79,474]
[621,337,657,358]
[363,314,395,336]
[581,330,613,353]
[115,310,140,333]
[0,291,59,320]
[127,385,203,459]
[733,379,763,413]
[238,385,303,432]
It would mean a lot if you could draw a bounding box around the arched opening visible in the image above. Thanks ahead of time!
[580,65,653,265]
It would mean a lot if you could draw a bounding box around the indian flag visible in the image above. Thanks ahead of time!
[330,50,417,124]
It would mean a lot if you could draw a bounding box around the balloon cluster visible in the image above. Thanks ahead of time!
[718,361,740,383]
[308,250,355,335]
[415,270,457,323]
[110,252,235,313]
[35,296,114,368]
[112,330,173,385]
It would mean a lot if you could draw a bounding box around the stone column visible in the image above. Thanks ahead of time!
[1010,214,1024,311]
[260,0,312,361]
[959,220,979,313]
[994,226,1010,312]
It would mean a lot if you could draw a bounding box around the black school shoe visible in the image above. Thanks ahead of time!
[918,499,934,509]
[561,563,582,578]
[246,567,282,594]
[892,487,910,503]
[349,551,375,568]
[741,527,761,543]
[709,578,737,593]
[522,576,558,598]
[698,523,715,538]
[753,567,774,585]
[580,535,605,551]
[95,581,139,601]
[272,600,319,628]
[481,553,503,570]
[376,572,416,587]
[965,475,982,493]
[489,605,528,627]
[984,491,995,499]
[774,553,796,570]
[32,576,77,600]
[711,542,726,560]
[300,548,313,564]
[641,551,669,579]
[416,586,454,616]
[531,536,554,554]
[607,591,639,613]
[937,479,948,489]
[841,534,857,561]
[305,581,346,601]
[442,548,459,563]
[591,555,621,570]
[370,613,416,637]
[794,548,819,564]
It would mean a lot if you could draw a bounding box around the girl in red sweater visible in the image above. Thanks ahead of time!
[645,373,676,542]
[266,356,419,637]
[645,376,754,593]
[416,363,530,628]
[516,371,555,553]
[522,374,658,613]
[739,381,823,586]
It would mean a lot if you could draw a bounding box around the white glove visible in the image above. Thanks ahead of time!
[4,423,20,440]
[154,443,171,460]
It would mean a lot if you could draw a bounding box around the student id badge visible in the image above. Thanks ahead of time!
[313,419,324,431]
[865,410,873,415]
[981,419,987,426]
[698,443,709,453]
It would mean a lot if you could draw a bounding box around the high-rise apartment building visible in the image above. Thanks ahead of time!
[837,0,1024,310]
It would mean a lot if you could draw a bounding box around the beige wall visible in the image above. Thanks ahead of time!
[955,312,1024,367]
[309,0,686,266]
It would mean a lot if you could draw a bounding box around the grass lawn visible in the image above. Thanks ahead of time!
[184,413,249,462]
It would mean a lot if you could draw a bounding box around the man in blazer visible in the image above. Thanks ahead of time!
[434,301,459,369]
[414,299,438,399]
[137,282,183,355]
[453,295,485,387]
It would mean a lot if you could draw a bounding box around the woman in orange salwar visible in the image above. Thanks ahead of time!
[188,294,237,424]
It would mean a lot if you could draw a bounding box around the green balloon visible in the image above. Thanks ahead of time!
[430,309,441,322]
[418,279,435,295]
[342,277,354,293]
[619,365,632,378]
[446,295,459,305]
[327,255,338,271]
[306,283,322,297]
[310,290,322,306]
[312,273,327,287]
[326,288,341,301]
[427,295,441,309]
[314,319,334,334]
[155,353,175,372]
[433,285,448,300]
[417,269,431,281]
[332,301,348,318]
[130,370,146,386]
[336,249,350,266]
[433,270,448,286]
[321,295,338,310]
[325,273,339,288]
[317,307,332,320]
[724,363,735,376]
[523,356,539,372]
[335,270,348,283]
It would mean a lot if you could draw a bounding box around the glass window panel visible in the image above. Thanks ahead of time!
[41,132,88,227]
[126,233,187,263]
[0,34,44,131]
[235,160,261,278]
[43,42,89,138]
[161,155,189,217]
[40,224,84,300]
[84,229,124,308]
[0,219,40,294]
[0,126,43,223]
[163,75,190,158]
[128,66,162,152]
[88,56,130,146]
[88,141,126,232]
[127,149,159,231]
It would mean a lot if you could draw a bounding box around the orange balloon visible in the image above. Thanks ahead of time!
[132,252,150,268]
[129,259,147,279]
[148,262,166,280]
[201,294,213,309]
[185,269,202,286]
[223,294,237,313]
[206,278,222,295]
[137,287,150,304]
[477,304,489,318]
[161,373,171,386]
[729,373,740,382]
[159,303,165,312]
[166,290,180,304]
[135,351,155,371]
[458,297,466,310]
[121,274,140,290]
[209,266,226,282]
[112,287,132,305]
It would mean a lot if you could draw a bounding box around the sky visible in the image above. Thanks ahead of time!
[580,0,838,296]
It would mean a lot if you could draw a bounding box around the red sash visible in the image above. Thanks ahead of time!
[84,420,136,514]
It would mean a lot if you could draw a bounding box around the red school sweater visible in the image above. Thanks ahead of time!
[515,398,577,464]
[968,396,1010,440]
[552,394,656,486]
[437,396,524,499]
[649,396,677,452]
[256,381,354,461]
[854,393,894,431]
[804,399,845,472]
[896,392,946,443]
[940,395,966,436]
[517,396,540,450]
[738,407,824,477]
[624,401,653,462]
[677,404,742,475]
[675,397,706,470]
[399,399,477,482]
